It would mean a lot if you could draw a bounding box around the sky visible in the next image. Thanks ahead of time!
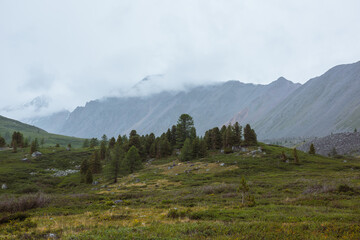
[1,0,360,120]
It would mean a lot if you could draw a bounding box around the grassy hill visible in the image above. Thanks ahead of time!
[0,115,84,148]
[0,144,359,239]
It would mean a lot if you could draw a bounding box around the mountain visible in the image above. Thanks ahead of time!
[25,61,360,140]
[297,132,360,157]
[25,110,70,134]
[0,115,84,148]
[31,78,300,138]
[254,61,360,138]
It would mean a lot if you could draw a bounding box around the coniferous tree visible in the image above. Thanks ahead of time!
[233,122,242,146]
[80,159,89,175]
[176,114,194,148]
[293,148,299,164]
[108,137,116,149]
[107,144,124,183]
[89,138,99,148]
[82,139,89,148]
[85,169,93,184]
[91,150,102,174]
[0,136,6,148]
[101,134,108,145]
[238,176,249,205]
[198,138,208,158]
[100,141,107,160]
[125,146,142,173]
[30,138,39,154]
[354,128,357,133]
[129,130,141,150]
[191,137,200,159]
[116,135,123,146]
[244,124,257,146]
[180,138,192,162]
[211,127,222,150]
[309,143,316,155]
[170,125,177,147]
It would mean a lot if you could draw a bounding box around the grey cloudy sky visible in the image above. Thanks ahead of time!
[1,0,360,120]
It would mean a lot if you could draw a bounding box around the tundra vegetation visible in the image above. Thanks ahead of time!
[0,114,359,239]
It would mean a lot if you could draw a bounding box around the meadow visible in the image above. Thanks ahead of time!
[0,143,359,239]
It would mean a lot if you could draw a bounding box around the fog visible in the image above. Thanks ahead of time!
[1,0,360,120]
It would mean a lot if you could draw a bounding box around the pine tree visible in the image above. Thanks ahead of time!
[82,139,89,148]
[238,176,249,205]
[309,143,316,155]
[176,114,194,148]
[80,159,89,175]
[116,135,123,146]
[244,124,257,146]
[100,141,107,160]
[108,144,124,183]
[355,128,357,133]
[89,138,99,148]
[198,138,207,158]
[233,122,242,146]
[108,137,116,149]
[30,138,39,154]
[180,138,192,162]
[85,169,93,184]
[125,146,142,173]
[91,150,102,174]
[293,148,299,164]
[191,137,200,159]
[211,127,222,149]
[129,130,141,150]
[0,136,6,148]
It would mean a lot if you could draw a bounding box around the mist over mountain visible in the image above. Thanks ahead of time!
[25,61,360,140]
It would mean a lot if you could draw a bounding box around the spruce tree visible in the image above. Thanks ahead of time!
[85,169,93,184]
[191,137,200,159]
[198,138,207,158]
[293,148,299,164]
[100,141,107,160]
[180,138,192,162]
[108,137,116,149]
[176,114,194,148]
[91,150,102,174]
[108,144,124,183]
[82,139,89,148]
[309,143,316,155]
[0,136,6,148]
[80,159,89,175]
[125,146,142,173]
[238,176,249,205]
[233,122,242,146]
[30,138,39,154]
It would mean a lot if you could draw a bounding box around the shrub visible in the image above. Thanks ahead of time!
[338,184,354,193]
[0,193,50,213]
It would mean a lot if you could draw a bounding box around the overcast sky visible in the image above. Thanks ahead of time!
[1,0,360,120]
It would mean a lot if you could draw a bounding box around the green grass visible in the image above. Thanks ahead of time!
[0,144,359,239]
[0,115,84,148]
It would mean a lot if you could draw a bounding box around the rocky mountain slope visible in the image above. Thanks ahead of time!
[298,132,360,156]
[254,61,360,139]
[25,61,360,139]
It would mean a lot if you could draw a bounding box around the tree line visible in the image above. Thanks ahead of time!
[81,114,258,184]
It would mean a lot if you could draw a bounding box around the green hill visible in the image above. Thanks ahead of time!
[0,115,84,148]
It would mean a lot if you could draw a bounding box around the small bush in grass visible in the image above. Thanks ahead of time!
[0,193,50,213]
[167,208,191,219]
[0,212,30,224]
[338,184,354,193]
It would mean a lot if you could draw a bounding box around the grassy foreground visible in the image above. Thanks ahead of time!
[0,144,359,239]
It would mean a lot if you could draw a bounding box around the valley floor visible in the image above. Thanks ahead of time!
[0,144,359,239]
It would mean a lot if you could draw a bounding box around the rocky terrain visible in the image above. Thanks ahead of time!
[298,132,360,156]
